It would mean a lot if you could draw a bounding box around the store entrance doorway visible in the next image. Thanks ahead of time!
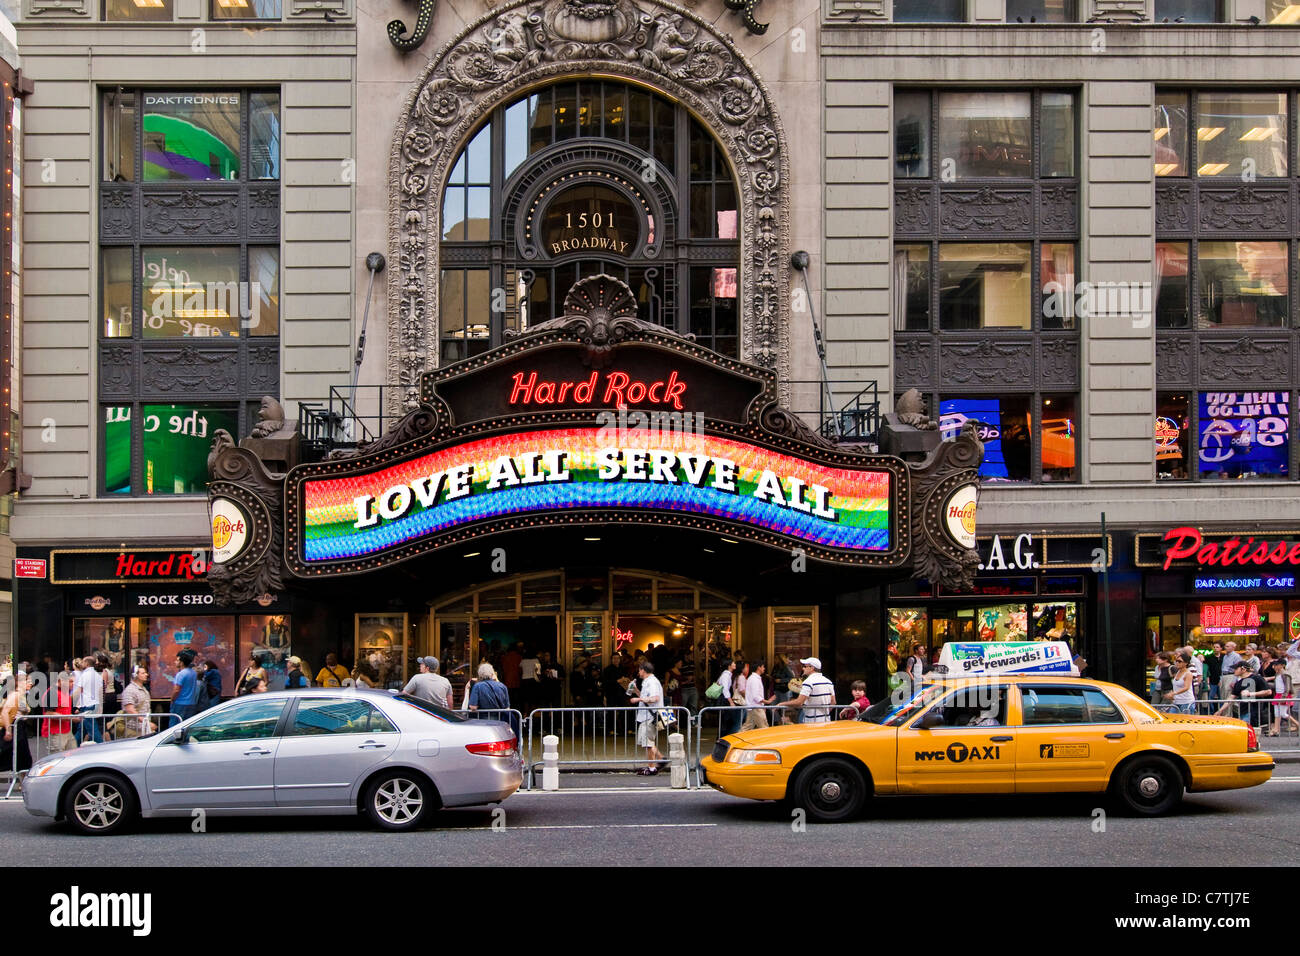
[480,616,560,714]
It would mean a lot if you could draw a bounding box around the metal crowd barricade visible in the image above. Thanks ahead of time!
[5,711,184,798]
[524,706,691,785]
[1152,697,1300,748]
[692,701,845,787]
[460,707,527,781]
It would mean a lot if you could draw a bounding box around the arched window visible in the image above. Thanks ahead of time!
[439,80,741,362]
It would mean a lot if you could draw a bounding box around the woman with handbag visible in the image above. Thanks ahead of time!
[1152,652,1174,706]
[236,653,268,696]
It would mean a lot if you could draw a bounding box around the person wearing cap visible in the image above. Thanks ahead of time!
[285,656,310,690]
[315,653,349,688]
[404,656,453,709]
[1217,660,1269,726]
[783,657,835,724]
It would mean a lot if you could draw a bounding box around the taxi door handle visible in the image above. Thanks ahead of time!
[1104,733,1126,739]
[989,735,1013,743]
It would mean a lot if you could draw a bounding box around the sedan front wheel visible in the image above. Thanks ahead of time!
[62,772,136,836]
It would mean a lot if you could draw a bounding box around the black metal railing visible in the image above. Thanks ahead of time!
[297,378,881,458]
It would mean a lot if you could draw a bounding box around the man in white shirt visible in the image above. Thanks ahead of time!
[741,660,775,730]
[73,656,103,744]
[784,657,835,723]
[403,656,453,709]
[630,661,665,774]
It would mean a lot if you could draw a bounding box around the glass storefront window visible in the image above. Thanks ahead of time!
[569,614,604,672]
[1196,93,1287,178]
[211,0,281,20]
[938,242,1032,329]
[142,403,238,495]
[614,574,652,609]
[894,244,930,330]
[940,395,1033,482]
[102,90,136,181]
[1197,391,1290,480]
[73,618,128,687]
[521,575,562,611]
[134,616,237,702]
[1196,240,1288,328]
[438,619,472,701]
[105,0,172,21]
[1032,602,1077,644]
[356,613,407,690]
[1153,92,1189,177]
[142,92,241,182]
[894,91,931,179]
[894,0,964,20]
[938,92,1032,179]
[772,610,814,675]
[1156,392,1191,480]
[1190,600,1285,645]
[888,607,928,665]
[1155,242,1189,328]
[1040,395,1077,482]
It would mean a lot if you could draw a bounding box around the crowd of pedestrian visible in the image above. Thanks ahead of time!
[1150,639,1300,736]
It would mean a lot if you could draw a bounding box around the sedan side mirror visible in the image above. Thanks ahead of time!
[172,726,189,745]
[916,710,946,730]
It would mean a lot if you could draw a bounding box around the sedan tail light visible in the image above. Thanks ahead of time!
[1246,724,1259,753]
[466,738,517,756]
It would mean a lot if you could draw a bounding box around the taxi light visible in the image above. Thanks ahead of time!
[1246,724,1258,753]
[726,748,781,765]
[466,738,517,757]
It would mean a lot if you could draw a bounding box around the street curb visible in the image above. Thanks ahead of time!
[1265,751,1300,763]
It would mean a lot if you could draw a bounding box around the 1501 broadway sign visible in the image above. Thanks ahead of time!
[206,277,983,601]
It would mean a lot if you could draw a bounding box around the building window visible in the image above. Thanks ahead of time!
[1154,240,1288,329]
[1154,0,1223,22]
[1156,393,1191,480]
[1153,91,1287,178]
[1197,391,1290,480]
[1006,0,1076,22]
[98,88,280,498]
[438,80,740,358]
[104,0,172,21]
[938,393,1078,484]
[893,0,964,21]
[211,0,281,18]
[103,403,241,495]
[897,89,1076,181]
[1269,1,1300,24]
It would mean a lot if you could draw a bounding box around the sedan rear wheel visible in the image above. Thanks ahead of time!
[793,758,867,823]
[63,772,136,836]
[364,771,432,832]
[1114,755,1184,816]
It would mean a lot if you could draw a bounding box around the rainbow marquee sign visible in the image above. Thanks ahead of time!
[291,427,895,571]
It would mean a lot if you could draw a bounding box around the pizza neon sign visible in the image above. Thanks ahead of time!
[1200,602,1262,636]
[295,427,893,568]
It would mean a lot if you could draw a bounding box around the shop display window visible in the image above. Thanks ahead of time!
[239,614,291,692]
[72,618,128,686]
[135,616,237,702]
[1032,602,1077,643]
[1190,600,1286,645]
[355,613,407,690]
[772,610,815,672]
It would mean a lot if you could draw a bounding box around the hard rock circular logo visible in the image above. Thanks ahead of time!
[211,514,236,550]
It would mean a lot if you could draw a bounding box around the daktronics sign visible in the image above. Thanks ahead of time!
[1162,526,1300,571]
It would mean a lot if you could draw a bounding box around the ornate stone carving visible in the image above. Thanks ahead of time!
[1155,182,1192,234]
[325,406,448,460]
[143,347,240,394]
[1199,185,1290,233]
[939,187,1032,234]
[141,190,239,238]
[894,184,932,236]
[826,0,885,19]
[247,187,281,239]
[1200,336,1290,384]
[894,337,933,386]
[1038,183,1079,236]
[247,346,281,394]
[206,430,286,607]
[1039,337,1079,387]
[100,188,135,240]
[26,0,90,16]
[99,347,135,396]
[1156,334,1193,385]
[1089,0,1148,22]
[940,340,1033,386]
[388,0,791,415]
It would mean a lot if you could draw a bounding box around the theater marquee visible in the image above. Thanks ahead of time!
[207,276,982,603]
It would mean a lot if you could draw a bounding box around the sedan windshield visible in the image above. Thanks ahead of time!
[393,694,467,723]
[858,684,945,725]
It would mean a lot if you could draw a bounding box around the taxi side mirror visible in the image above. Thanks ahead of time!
[916,711,945,730]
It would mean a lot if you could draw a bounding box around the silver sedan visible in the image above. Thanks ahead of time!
[22,688,522,835]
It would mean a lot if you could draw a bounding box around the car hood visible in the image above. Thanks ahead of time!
[37,735,156,765]
[725,721,885,749]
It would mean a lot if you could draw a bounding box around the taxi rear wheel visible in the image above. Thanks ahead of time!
[1113,755,1184,816]
[792,758,867,823]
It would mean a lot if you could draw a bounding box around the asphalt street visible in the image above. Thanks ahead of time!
[5,764,1300,866]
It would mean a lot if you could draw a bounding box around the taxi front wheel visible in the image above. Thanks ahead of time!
[1113,755,1184,816]
[791,758,867,823]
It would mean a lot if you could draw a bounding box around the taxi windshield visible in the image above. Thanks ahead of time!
[859,684,945,725]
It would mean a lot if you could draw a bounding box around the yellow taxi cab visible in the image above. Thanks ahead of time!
[700,644,1274,822]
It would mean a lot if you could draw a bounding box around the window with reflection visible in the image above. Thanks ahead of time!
[1156,393,1191,480]
[940,395,1034,482]
[1153,92,1189,177]
[894,91,931,179]
[1155,242,1189,328]
[1196,93,1287,178]
[894,244,930,330]
[939,92,1032,179]
[1154,0,1222,22]
[1269,1,1300,23]
[440,80,740,357]
[142,92,241,181]
[1198,391,1290,480]
[1006,0,1075,21]
[894,0,964,20]
[211,0,281,18]
[105,0,172,20]
[1198,241,1288,328]
[939,242,1032,330]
